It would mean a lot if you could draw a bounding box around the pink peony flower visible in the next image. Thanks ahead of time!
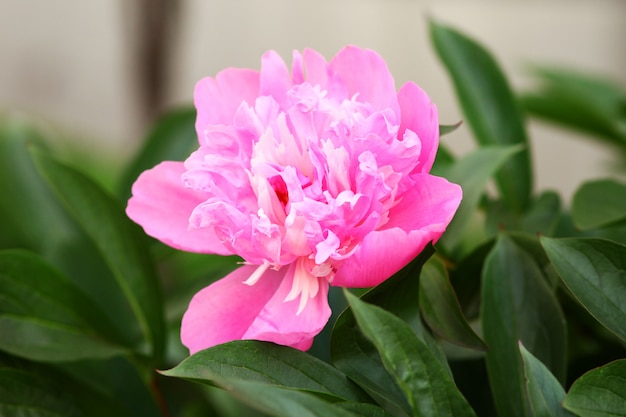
[126,46,462,354]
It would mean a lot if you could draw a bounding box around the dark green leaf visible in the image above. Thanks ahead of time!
[345,291,476,417]
[218,380,364,417]
[482,235,567,417]
[336,402,396,417]
[0,120,142,349]
[519,343,575,417]
[0,250,129,362]
[572,179,626,230]
[418,257,486,351]
[0,354,135,417]
[541,237,626,343]
[162,340,370,403]
[563,359,626,417]
[331,246,439,417]
[31,150,165,361]
[118,107,197,200]
[438,145,523,254]
[430,20,533,212]
[0,366,85,417]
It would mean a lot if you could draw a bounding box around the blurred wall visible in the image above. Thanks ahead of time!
[1,0,625,199]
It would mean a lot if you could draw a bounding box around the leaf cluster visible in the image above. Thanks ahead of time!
[1,20,625,417]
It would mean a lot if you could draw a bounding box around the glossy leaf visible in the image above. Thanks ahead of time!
[482,235,567,417]
[31,150,165,361]
[519,343,575,417]
[218,380,367,417]
[0,250,129,362]
[418,257,487,351]
[345,291,476,417]
[563,359,626,417]
[438,145,523,253]
[572,179,626,230]
[331,246,439,417]
[430,20,533,212]
[541,237,626,343]
[162,340,370,403]
[118,107,197,200]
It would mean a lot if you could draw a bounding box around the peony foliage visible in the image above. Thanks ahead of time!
[0,19,625,417]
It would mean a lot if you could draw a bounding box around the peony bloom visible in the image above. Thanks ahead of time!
[126,46,462,354]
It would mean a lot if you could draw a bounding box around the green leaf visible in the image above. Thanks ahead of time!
[162,340,370,403]
[572,179,626,230]
[439,121,463,136]
[0,120,141,349]
[438,145,523,254]
[0,366,85,417]
[481,235,567,417]
[519,343,575,417]
[31,150,165,362]
[331,246,439,417]
[540,237,626,343]
[487,191,563,238]
[217,380,366,417]
[345,291,476,417]
[118,107,197,200]
[563,359,626,417]
[418,257,487,351]
[520,67,626,146]
[430,20,533,212]
[0,354,135,417]
[0,250,129,362]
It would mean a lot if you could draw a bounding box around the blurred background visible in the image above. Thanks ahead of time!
[1,0,625,200]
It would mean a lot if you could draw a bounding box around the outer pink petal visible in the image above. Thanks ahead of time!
[194,68,260,137]
[398,82,439,173]
[332,174,462,288]
[243,263,331,350]
[181,265,282,354]
[329,45,400,116]
[126,161,231,255]
[260,50,292,108]
[181,264,331,353]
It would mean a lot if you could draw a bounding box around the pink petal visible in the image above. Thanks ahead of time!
[329,46,400,116]
[332,174,462,288]
[243,262,331,350]
[194,68,260,136]
[181,265,282,354]
[260,50,292,107]
[126,161,231,255]
[397,82,439,173]
[181,264,331,353]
